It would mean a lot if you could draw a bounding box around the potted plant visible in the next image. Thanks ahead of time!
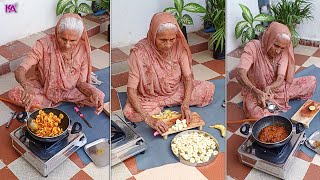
[235,4,274,45]
[164,0,206,41]
[89,0,110,41]
[270,0,313,47]
[205,0,225,59]
[203,0,215,32]
[56,0,93,16]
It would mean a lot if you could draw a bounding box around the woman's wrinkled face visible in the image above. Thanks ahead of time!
[155,28,177,54]
[267,36,290,58]
[57,29,81,52]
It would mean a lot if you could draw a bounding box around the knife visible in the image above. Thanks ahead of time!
[74,107,92,128]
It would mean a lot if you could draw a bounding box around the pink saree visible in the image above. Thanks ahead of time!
[238,22,316,118]
[8,13,104,110]
[123,12,215,122]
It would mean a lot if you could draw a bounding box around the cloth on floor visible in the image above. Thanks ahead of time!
[118,78,225,171]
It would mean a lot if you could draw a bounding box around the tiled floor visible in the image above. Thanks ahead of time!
[226,45,320,180]
[0,14,110,179]
[111,31,225,179]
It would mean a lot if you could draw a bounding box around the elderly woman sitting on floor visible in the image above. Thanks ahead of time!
[236,22,316,119]
[123,12,215,134]
[8,13,104,114]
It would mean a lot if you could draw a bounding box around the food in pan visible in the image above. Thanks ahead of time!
[258,125,289,143]
[31,110,64,137]
[171,132,218,164]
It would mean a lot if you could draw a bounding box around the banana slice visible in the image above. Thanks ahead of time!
[209,124,226,138]
[309,105,316,111]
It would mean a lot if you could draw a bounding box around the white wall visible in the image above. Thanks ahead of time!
[111,0,207,48]
[226,0,259,53]
[0,0,91,46]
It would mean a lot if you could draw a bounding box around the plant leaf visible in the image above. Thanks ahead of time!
[57,0,72,16]
[184,3,206,13]
[174,0,184,13]
[254,13,274,22]
[239,4,253,24]
[235,21,249,39]
[255,24,265,33]
[163,7,177,14]
[79,3,93,14]
[64,4,76,14]
[181,14,193,25]
[247,27,255,40]
[241,30,248,45]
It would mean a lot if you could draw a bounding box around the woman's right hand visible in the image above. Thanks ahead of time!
[21,83,35,111]
[254,89,267,108]
[145,116,169,134]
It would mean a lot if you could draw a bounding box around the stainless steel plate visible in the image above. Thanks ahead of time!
[306,130,320,154]
[171,130,219,167]
[84,138,110,167]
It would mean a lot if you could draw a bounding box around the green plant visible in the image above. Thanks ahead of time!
[271,0,313,46]
[235,4,274,44]
[163,0,206,28]
[89,0,110,12]
[205,0,225,53]
[56,0,93,16]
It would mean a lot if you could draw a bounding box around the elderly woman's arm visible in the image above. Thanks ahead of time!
[181,75,193,123]
[76,82,104,114]
[127,87,168,134]
[237,68,267,107]
[264,74,285,94]
[15,66,35,110]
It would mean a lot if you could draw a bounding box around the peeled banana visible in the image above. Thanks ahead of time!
[209,124,226,138]
[152,110,181,120]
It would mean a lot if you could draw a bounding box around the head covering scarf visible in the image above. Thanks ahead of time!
[128,12,193,97]
[41,13,92,103]
[261,22,295,83]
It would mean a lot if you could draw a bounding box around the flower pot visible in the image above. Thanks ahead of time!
[213,43,225,60]
[181,26,188,42]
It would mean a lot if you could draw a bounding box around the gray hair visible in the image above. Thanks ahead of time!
[157,22,178,33]
[278,33,291,42]
[58,17,84,37]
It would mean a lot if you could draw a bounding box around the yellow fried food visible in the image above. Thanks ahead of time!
[31,111,64,137]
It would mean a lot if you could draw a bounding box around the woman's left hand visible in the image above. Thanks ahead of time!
[181,104,192,124]
[264,86,274,101]
[90,93,104,115]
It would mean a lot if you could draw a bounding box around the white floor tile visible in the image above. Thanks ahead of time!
[187,33,208,46]
[0,72,19,94]
[91,49,109,69]
[294,45,318,56]
[89,33,109,48]
[118,44,134,56]
[0,160,5,170]
[134,163,207,180]
[8,157,80,180]
[245,169,280,180]
[311,154,320,166]
[229,93,243,104]
[302,56,320,68]
[226,130,233,140]
[192,50,213,63]
[192,64,220,81]
[115,85,127,93]
[0,55,8,64]
[19,32,47,47]
[83,163,110,180]
[226,56,240,72]
[111,61,129,75]
[83,18,100,31]
[0,101,15,126]
[227,175,236,180]
[295,65,301,72]
[285,157,310,180]
[111,162,132,180]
